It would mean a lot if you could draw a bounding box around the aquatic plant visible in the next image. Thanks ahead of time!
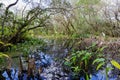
[64,46,105,80]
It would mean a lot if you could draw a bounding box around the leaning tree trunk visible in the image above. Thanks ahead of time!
[8,22,28,44]
[8,31,23,44]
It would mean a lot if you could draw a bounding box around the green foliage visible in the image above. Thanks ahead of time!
[105,66,113,80]
[64,46,105,79]
[0,41,13,51]
[0,1,51,43]
[92,58,105,70]
[0,52,9,58]
[9,38,46,55]
[0,52,10,68]
[77,0,100,5]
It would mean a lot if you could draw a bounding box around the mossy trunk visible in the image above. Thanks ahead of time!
[8,32,21,44]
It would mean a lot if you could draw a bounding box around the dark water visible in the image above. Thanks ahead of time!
[1,50,70,80]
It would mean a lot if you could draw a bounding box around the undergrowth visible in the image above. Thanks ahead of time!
[64,43,106,80]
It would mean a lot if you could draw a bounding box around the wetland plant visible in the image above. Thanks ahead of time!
[64,47,105,80]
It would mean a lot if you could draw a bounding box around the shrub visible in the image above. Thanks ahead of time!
[64,46,105,80]
[9,38,46,55]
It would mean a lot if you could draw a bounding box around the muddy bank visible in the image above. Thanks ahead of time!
[77,37,120,60]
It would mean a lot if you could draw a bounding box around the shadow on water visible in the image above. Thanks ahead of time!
[0,39,118,80]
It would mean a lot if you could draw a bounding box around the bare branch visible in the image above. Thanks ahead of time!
[5,0,19,15]
[22,1,31,19]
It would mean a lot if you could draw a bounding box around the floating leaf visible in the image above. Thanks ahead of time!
[111,60,120,70]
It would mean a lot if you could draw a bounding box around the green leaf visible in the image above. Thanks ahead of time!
[0,41,4,45]
[0,52,9,58]
[99,46,106,52]
[65,58,70,61]
[76,51,85,57]
[81,52,91,60]
[71,56,77,62]
[105,67,113,73]
[111,60,120,69]
[96,62,105,70]
[5,43,13,47]
[72,66,80,73]
[86,73,89,80]
[64,61,70,66]
[93,58,105,65]
[77,0,100,5]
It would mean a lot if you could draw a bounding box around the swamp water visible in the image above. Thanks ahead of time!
[0,39,118,80]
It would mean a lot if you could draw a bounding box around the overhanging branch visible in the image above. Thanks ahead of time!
[21,24,46,33]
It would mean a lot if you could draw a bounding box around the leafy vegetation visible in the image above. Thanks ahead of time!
[0,52,9,58]
[9,37,46,55]
[0,52,10,68]
[0,41,13,52]
[64,45,105,80]
[0,0,120,79]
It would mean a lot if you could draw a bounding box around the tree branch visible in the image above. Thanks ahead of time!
[5,0,19,15]
[21,24,45,33]
[1,0,19,40]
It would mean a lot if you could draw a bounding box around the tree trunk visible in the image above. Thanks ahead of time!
[8,31,22,44]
